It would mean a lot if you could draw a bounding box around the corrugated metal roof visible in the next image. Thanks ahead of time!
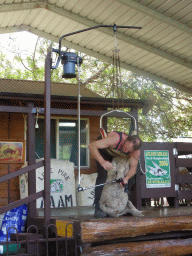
[0,78,155,114]
[0,78,101,98]
[0,0,192,94]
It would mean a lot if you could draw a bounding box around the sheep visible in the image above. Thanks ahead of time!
[99,156,143,217]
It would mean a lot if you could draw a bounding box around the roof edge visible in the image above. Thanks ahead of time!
[0,92,154,113]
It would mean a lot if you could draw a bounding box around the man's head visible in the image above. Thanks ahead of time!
[122,135,142,154]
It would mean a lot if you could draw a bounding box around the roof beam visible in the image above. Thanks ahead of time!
[47,3,192,70]
[1,25,191,95]
[1,0,191,37]
[0,2,192,70]
[0,1,46,12]
[117,0,192,36]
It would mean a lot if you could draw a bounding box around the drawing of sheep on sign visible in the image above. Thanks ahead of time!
[50,179,63,193]
[99,156,143,217]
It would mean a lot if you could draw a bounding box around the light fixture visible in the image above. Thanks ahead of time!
[35,108,39,129]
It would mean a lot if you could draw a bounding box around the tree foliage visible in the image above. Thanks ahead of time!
[82,58,192,142]
[0,35,191,142]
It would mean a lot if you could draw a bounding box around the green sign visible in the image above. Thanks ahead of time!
[144,150,171,188]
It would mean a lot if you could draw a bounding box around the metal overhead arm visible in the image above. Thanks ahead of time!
[51,24,142,70]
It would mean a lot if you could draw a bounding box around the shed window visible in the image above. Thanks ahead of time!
[35,118,89,168]
[58,119,89,167]
[35,119,56,159]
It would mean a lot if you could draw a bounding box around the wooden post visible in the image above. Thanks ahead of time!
[129,107,141,209]
[44,46,52,227]
[27,102,37,218]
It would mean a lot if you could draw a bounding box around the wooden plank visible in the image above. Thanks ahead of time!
[176,142,192,155]
[0,161,44,183]
[0,191,44,215]
[178,190,192,200]
[80,215,192,243]
[49,108,139,118]
[0,112,9,139]
[177,174,192,183]
[176,158,192,168]
[0,198,8,207]
[0,182,8,190]
[9,113,24,140]
[0,190,8,197]
[0,106,32,114]
[82,238,192,256]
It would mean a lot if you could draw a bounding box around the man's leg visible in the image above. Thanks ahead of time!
[94,162,108,218]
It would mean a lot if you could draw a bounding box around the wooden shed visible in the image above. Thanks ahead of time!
[1,78,192,256]
[0,78,152,207]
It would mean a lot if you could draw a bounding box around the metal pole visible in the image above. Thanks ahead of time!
[44,45,52,227]
[27,102,37,218]
[58,24,142,53]
[77,58,81,186]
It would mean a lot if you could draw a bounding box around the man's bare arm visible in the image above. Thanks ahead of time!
[88,133,120,170]
[123,150,140,184]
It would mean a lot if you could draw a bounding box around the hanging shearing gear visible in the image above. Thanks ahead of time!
[75,24,142,192]
[98,25,138,158]
[77,178,129,193]
[112,24,122,109]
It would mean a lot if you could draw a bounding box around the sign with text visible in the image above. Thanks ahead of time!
[144,150,171,188]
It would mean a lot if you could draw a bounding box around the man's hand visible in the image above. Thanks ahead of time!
[102,161,113,170]
[120,178,130,194]
[120,176,129,187]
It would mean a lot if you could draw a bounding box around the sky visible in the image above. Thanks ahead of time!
[0,31,73,74]
[0,31,38,57]
[0,31,61,75]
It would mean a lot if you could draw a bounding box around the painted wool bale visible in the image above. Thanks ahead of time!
[20,159,76,208]
[76,173,97,206]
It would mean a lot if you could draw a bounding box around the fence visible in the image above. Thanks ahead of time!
[0,223,79,256]
[132,142,192,209]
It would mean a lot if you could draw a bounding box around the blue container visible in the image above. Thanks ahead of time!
[1,204,28,237]
[61,52,82,78]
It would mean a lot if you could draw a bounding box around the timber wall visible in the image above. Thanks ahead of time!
[0,108,101,207]
[0,113,24,207]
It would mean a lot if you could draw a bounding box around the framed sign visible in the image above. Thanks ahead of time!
[0,142,23,163]
[144,150,171,188]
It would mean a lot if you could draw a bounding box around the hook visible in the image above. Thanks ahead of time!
[113,23,118,50]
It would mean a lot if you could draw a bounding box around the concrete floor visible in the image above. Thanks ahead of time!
[37,206,95,218]
[37,205,192,220]
[142,205,192,218]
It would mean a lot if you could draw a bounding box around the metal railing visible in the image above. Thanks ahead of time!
[0,223,78,256]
